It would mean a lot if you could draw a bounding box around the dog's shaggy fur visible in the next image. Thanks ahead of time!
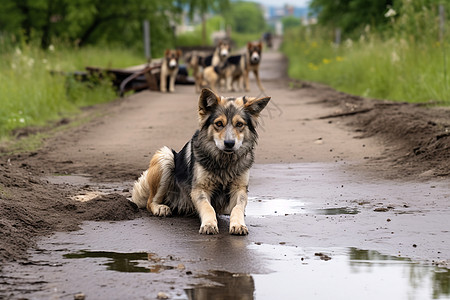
[131,88,271,235]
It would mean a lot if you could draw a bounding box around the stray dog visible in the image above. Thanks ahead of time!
[212,40,230,66]
[224,42,264,92]
[160,49,182,93]
[131,88,271,235]
[185,51,213,93]
[186,41,230,93]
[201,62,227,93]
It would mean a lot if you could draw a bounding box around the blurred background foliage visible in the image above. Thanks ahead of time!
[283,0,450,105]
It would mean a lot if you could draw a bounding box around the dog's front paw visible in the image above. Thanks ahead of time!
[199,222,219,235]
[152,204,172,217]
[229,224,248,235]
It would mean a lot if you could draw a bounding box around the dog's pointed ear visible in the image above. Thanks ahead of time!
[177,49,182,58]
[164,49,170,56]
[244,96,271,116]
[198,88,220,119]
[247,42,252,49]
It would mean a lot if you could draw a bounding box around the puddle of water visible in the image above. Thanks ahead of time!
[184,271,254,299]
[63,251,175,273]
[185,247,450,300]
[247,197,359,216]
[247,196,305,216]
[314,207,359,215]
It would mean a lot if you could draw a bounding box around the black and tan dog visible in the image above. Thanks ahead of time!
[225,42,265,92]
[160,49,182,93]
[131,88,271,235]
[186,40,230,93]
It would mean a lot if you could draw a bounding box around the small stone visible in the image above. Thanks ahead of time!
[157,292,169,299]
[74,293,85,300]
[374,207,389,212]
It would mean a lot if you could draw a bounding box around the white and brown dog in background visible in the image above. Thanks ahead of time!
[160,49,182,93]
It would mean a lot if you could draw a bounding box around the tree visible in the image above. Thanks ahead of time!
[309,0,393,36]
[0,0,182,55]
[225,2,265,34]
[184,0,230,45]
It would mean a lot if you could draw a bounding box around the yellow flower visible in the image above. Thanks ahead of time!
[308,63,319,70]
[322,58,331,64]
[336,56,344,62]
[311,42,318,48]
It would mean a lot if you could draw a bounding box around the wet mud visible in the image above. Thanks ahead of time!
[1,163,449,299]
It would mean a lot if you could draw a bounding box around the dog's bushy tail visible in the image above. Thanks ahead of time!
[131,170,149,208]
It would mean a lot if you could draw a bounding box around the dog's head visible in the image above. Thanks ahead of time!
[247,42,262,65]
[198,88,270,154]
[217,40,230,60]
[165,49,182,70]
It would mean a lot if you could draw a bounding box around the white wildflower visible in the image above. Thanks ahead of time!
[345,38,353,49]
[15,48,22,55]
[11,63,17,69]
[42,58,48,64]
[385,8,397,18]
[19,118,25,124]
[27,57,34,67]
[391,50,400,63]
[49,44,55,52]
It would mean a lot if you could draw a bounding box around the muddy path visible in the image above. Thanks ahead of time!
[1,44,450,299]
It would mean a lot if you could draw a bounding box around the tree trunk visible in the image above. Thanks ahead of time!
[201,13,206,46]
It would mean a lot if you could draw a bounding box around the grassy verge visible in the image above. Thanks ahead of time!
[282,26,450,105]
[0,42,144,141]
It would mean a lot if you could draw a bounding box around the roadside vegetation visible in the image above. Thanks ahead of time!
[0,0,267,141]
[282,0,450,105]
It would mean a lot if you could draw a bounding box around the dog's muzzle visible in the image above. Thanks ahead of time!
[250,52,260,64]
[223,140,235,153]
[220,49,229,58]
[168,59,178,70]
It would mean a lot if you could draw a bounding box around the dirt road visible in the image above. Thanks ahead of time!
[1,46,449,299]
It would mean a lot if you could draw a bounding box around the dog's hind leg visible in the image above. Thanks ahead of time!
[146,146,174,217]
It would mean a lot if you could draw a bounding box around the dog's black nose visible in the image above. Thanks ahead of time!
[224,140,235,149]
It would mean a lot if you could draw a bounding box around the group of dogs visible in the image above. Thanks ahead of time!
[159,40,265,94]
[132,40,270,236]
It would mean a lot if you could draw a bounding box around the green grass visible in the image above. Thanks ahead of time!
[0,42,145,141]
[282,26,450,105]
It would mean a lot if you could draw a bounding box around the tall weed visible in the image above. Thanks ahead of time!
[282,1,450,105]
[0,40,144,139]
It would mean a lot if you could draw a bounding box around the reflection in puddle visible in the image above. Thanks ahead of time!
[247,245,450,300]
[246,196,305,216]
[314,207,359,215]
[185,271,254,300]
[63,251,175,273]
[184,247,450,300]
[247,197,359,216]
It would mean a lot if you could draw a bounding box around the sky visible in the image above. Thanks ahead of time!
[253,0,310,8]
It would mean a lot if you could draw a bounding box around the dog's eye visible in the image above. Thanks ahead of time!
[215,121,224,127]
[236,122,244,128]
